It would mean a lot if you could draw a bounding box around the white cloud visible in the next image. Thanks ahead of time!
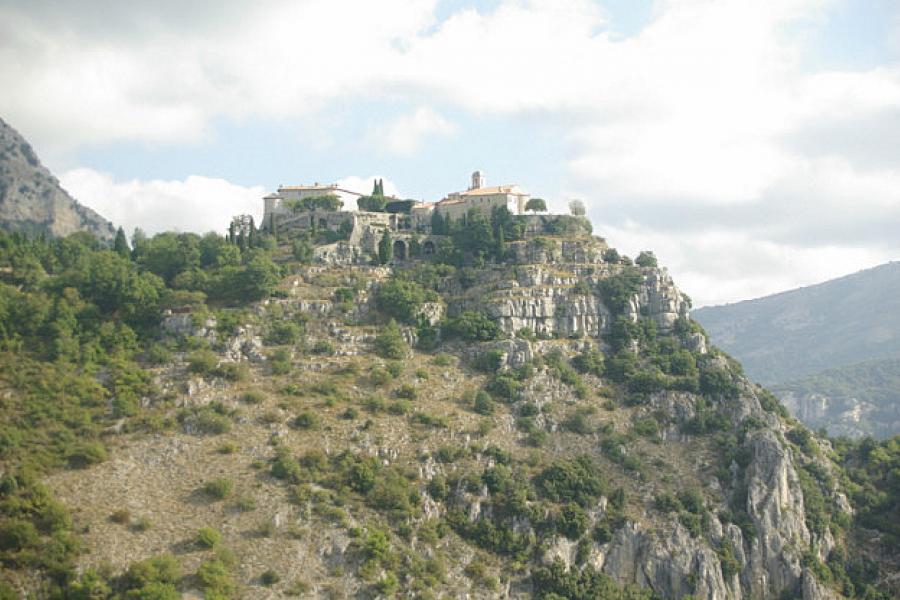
[59,168,265,237]
[373,108,457,156]
[5,0,900,304]
[59,169,404,236]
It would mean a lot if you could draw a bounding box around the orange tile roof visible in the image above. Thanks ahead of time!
[278,184,338,191]
[458,185,523,196]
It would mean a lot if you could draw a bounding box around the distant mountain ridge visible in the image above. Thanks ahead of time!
[774,356,900,439]
[0,117,115,240]
[693,261,900,438]
[692,261,900,385]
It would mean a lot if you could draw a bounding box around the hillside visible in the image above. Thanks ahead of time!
[691,262,900,385]
[0,117,115,240]
[0,221,896,599]
[772,357,900,440]
[692,262,900,438]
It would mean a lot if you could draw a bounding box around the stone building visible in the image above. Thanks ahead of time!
[435,171,529,221]
[263,183,361,230]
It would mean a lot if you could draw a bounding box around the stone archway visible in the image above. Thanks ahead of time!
[393,240,407,261]
[422,240,436,256]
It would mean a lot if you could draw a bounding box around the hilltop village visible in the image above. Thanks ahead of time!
[233,171,591,265]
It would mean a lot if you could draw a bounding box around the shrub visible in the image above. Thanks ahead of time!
[444,311,501,341]
[109,509,131,524]
[474,349,505,373]
[241,390,265,404]
[184,408,232,435]
[602,248,620,263]
[187,349,219,374]
[271,447,303,483]
[292,411,320,430]
[203,478,234,500]
[427,475,449,501]
[433,353,453,366]
[632,416,660,438]
[562,411,594,435]
[473,390,495,415]
[700,367,739,398]
[196,559,235,598]
[394,384,417,400]
[260,570,281,586]
[556,502,589,539]
[374,320,407,359]
[679,489,704,514]
[369,367,392,386]
[266,321,302,345]
[655,492,681,513]
[535,456,606,506]
[571,349,604,377]
[196,526,222,549]
[598,268,643,314]
[386,361,404,378]
[485,374,522,402]
[311,340,334,355]
[375,278,435,324]
[121,554,181,592]
[67,441,108,468]
[215,361,249,381]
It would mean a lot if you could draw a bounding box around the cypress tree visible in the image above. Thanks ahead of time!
[378,229,393,265]
[113,227,130,258]
[431,210,445,235]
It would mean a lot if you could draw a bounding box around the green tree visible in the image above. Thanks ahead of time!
[292,237,314,263]
[114,227,130,258]
[375,278,434,324]
[378,230,393,265]
[374,320,407,359]
[431,210,446,235]
[635,251,658,268]
[525,198,547,213]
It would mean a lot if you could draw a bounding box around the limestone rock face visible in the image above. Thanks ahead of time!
[456,248,692,340]
[598,522,730,600]
[0,118,115,240]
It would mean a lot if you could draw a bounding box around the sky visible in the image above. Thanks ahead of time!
[1,0,899,307]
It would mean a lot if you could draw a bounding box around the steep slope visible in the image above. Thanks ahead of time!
[0,117,115,240]
[1,226,894,599]
[691,262,900,385]
[692,263,900,437]
[774,357,900,439]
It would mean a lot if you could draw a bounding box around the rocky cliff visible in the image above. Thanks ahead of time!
[29,233,876,599]
[0,117,115,240]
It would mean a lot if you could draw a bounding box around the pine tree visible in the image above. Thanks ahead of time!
[113,227,130,259]
[495,224,505,262]
[228,221,236,244]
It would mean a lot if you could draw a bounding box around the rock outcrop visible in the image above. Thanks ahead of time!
[0,117,115,240]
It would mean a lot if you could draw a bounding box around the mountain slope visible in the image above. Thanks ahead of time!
[3,223,892,599]
[692,262,900,385]
[0,117,115,240]
[773,357,900,439]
